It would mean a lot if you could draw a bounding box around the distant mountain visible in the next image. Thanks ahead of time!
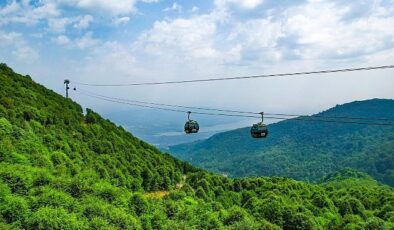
[169,99,394,186]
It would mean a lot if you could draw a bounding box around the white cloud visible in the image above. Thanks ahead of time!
[77,41,138,80]
[0,0,159,29]
[0,31,22,44]
[205,0,394,64]
[163,2,182,13]
[0,1,20,16]
[74,15,93,30]
[215,0,264,9]
[53,35,71,45]
[48,17,72,33]
[140,0,159,2]
[0,30,39,62]
[54,0,162,16]
[127,0,394,67]
[283,1,394,60]
[32,2,60,18]
[225,18,284,63]
[39,14,93,34]
[113,16,130,25]
[12,46,39,61]
[52,32,99,49]
[0,1,60,25]
[191,6,199,13]
[62,0,138,15]
[31,33,44,38]
[25,13,93,34]
[76,32,100,49]
[136,13,220,60]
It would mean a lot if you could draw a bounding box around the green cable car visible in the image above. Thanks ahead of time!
[251,112,268,138]
[184,111,199,134]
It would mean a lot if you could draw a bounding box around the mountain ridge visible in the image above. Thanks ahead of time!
[169,98,394,186]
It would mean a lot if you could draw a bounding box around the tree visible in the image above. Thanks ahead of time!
[282,213,316,230]
[28,207,87,230]
[365,217,386,230]
[258,200,284,227]
[196,186,207,200]
[1,195,30,225]
[129,194,149,216]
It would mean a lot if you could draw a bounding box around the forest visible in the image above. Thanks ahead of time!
[170,99,394,186]
[0,63,393,229]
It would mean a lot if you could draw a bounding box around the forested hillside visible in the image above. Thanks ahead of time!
[0,63,393,229]
[170,99,394,186]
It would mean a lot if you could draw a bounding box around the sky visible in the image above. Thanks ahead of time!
[1,0,394,135]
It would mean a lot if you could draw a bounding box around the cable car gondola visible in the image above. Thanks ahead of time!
[251,112,268,138]
[184,111,199,134]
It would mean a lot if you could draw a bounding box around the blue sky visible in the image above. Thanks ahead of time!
[1,0,394,121]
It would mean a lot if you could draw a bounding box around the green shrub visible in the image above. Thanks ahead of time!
[0,195,29,225]
[28,207,88,230]
[89,217,117,230]
[258,200,284,226]
[129,193,149,216]
[81,196,109,219]
[32,170,53,187]
[365,217,386,230]
[0,222,12,230]
[33,187,76,211]
[223,206,248,226]
[106,207,141,230]
[0,165,33,195]
[0,181,11,202]
[282,213,316,230]
[93,181,120,203]
[0,118,12,135]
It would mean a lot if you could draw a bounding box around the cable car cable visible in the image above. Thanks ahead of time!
[77,89,394,122]
[73,65,394,87]
[77,89,258,114]
[76,91,394,127]
[77,91,260,118]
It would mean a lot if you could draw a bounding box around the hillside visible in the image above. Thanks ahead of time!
[169,99,394,186]
[0,63,393,229]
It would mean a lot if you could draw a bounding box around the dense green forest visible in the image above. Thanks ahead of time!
[0,63,393,229]
[170,99,394,186]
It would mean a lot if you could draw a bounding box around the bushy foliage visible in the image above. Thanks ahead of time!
[0,64,393,229]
